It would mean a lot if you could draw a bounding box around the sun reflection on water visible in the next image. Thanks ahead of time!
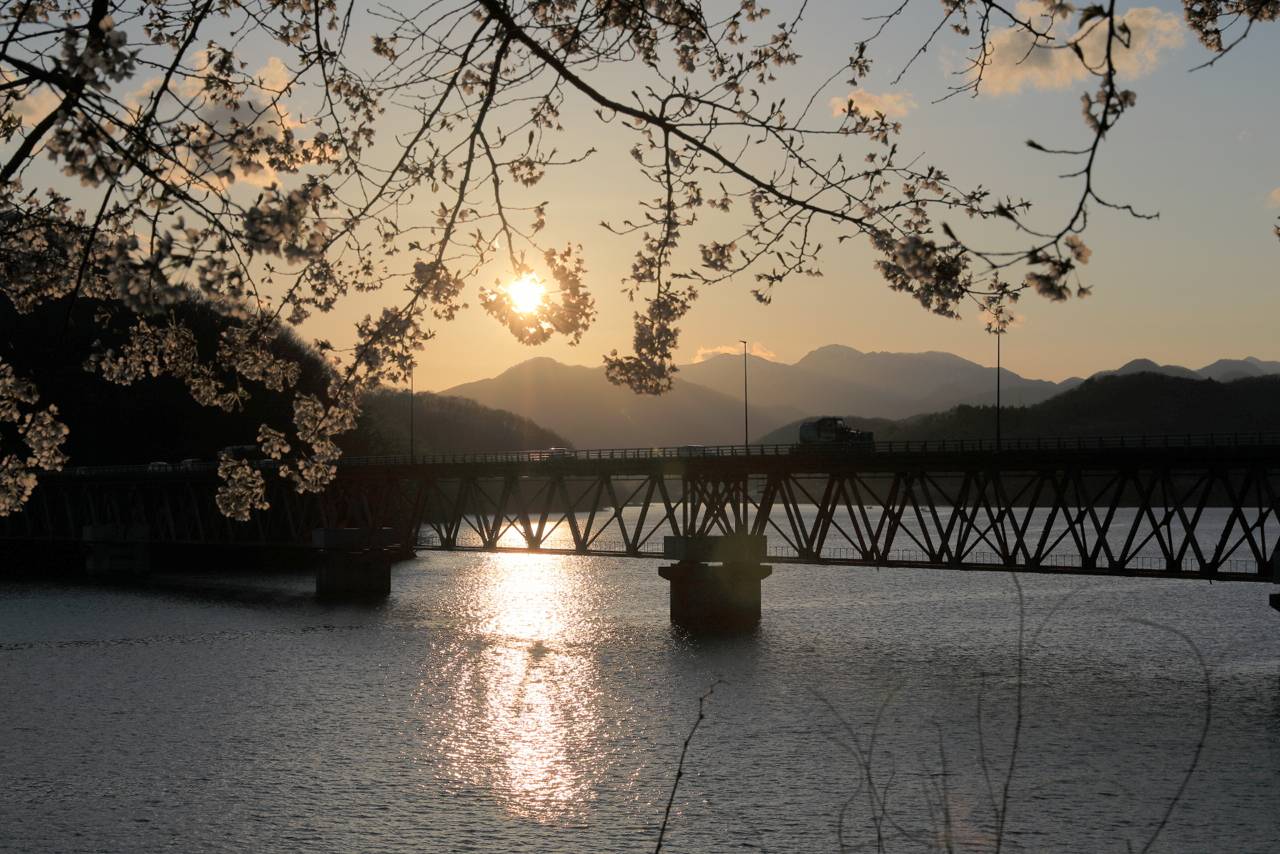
[490,516,580,551]
[428,551,610,822]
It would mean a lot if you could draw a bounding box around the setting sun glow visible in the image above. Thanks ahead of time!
[506,274,546,315]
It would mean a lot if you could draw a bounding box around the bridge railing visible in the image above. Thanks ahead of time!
[339,430,1280,467]
[51,431,1280,476]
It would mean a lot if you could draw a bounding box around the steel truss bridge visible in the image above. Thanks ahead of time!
[4,434,1280,585]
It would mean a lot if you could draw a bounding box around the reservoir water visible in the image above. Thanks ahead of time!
[2,509,1278,852]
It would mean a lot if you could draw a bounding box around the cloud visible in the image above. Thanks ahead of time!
[830,89,917,119]
[14,87,60,126]
[979,5,1184,96]
[255,56,292,94]
[1268,187,1280,208]
[0,71,61,126]
[128,53,299,189]
[692,342,778,363]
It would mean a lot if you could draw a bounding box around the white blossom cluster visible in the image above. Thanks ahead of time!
[0,358,68,515]
[214,456,269,521]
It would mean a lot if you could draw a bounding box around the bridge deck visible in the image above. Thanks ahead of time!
[51,431,1280,477]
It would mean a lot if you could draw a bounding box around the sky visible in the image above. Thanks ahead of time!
[361,1,1278,391]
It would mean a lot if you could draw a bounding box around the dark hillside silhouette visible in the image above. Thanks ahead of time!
[345,389,570,456]
[1,297,331,466]
[758,373,1280,444]
[0,298,566,465]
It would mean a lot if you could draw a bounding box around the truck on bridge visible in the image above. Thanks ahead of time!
[796,416,874,450]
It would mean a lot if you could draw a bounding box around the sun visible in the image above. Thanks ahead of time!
[505,273,546,315]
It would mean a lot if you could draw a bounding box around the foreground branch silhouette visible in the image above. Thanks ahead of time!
[1,1,1274,516]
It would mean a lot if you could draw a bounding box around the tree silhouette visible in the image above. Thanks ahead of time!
[0,1,1274,516]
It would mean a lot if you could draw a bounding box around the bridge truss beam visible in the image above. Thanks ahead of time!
[407,459,1280,581]
[4,448,1279,582]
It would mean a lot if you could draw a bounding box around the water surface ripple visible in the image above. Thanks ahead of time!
[2,538,1278,852]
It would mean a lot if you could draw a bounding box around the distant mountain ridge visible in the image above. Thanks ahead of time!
[680,344,1062,418]
[443,357,804,448]
[1088,356,1280,383]
[443,346,1280,448]
[1194,356,1280,382]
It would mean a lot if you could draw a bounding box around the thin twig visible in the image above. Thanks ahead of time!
[655,679,724,853]
[1128,619,1213,854]
[934,722,956,854]
[994,573,1027,854]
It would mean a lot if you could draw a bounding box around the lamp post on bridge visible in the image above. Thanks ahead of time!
[408,359,415,462]
[742,340,747,450]
[995,331,1001,451]
[740,339,749,449]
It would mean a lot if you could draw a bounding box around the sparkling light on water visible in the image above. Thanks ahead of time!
[431,552,607,822]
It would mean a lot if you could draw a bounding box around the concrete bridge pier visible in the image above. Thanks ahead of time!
[82,524,152,578]
[312,528,395,601]
[1269,550,1279,614]
[660,535,771,632]
[659,561,772,631]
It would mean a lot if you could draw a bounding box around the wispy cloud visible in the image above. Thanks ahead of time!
[829,89,917,119]
[978,4,1184,96]
[692,342,779,363]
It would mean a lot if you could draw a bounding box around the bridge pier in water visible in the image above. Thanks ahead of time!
[311,528,395,601]
[82,524,152,579]
[659,561,772,631]
[660,535,771,631]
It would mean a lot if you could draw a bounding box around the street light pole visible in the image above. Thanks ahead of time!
[995,332,1001,451]
[739,340,749,447]
[408,361,415,462]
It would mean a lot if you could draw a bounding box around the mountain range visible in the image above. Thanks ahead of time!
[443,357,802,448]
[442,346,1280,448]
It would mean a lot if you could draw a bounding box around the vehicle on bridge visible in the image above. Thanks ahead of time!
[794,416,874,451]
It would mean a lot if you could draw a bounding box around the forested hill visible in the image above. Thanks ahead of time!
[344,389,569,456]
[1,297,567,466]
[757,373,1280,444]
